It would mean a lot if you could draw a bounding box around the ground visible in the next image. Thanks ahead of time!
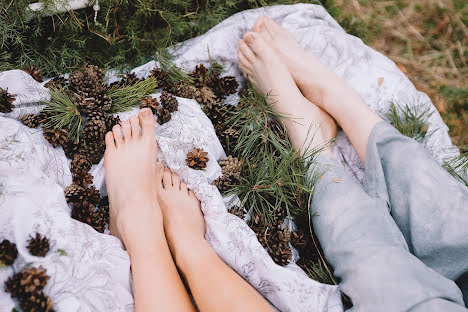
[325,0,467,149]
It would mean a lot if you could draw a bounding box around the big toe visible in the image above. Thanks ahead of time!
[138,108,155,139]
[243,32,269,57]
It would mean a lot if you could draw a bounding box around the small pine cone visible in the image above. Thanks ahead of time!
[229,206,245,219]
[24,65,44,82]
[110,71,140,88]
[194,86,217,105]
[43,128,69,148]
[0,87,16,113]
[73,171,94,188]
[71,154,92,174]
[82,119,107,143]
[219,156,242,177]
[62,141,82,159]
[64,183,87,204]
[290,230,308,250]
[157,108,172,125]
[269,242,292,266]
[84,141,105,164]
[27,233,50,257]
[0,239,18,265]
[20,266,50,293]
[44,76,67,89]
[207,75,238,98]
[140,96,159,114]
[21,114,41,128]
[172,81,196,99]
[4,272,24,298]
[160,91,178,113]
[150,68,171,90]
[211,173,237,192]
[91,203,109,233]
[71,205,94,226]
[19,291,54,312]
[186,148,209,170]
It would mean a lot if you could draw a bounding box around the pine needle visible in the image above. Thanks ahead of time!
[156,50,194,85]
[443,150,468,186]
[108,77,158,113]
[43,87,82,143]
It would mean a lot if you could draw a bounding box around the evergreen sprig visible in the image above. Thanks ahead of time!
[383,101,434,143]
[108,77,158,113]
[43,88,82,143]
[156,50,194,85]
[444,150,468,187]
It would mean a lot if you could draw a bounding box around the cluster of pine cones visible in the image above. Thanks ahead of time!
[1,234,54,311]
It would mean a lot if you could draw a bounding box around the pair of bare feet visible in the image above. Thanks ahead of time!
[104,109,204,259]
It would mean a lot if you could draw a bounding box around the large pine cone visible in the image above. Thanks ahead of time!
[219,156,242,177]
[71,154,92,175]
[43,128,69,148]
[21,114,41,128]
[4,272,24,298]
[19,291,54,312]
[24,65,44,82]
[194,86,217,105]
[62,141,83,159]
[44,76,67,89]
[27,233,50,257]
[0,239,18,265]
[69,64,105,95]
[160,91,178,113]
[73,171,94,188]
[0,87,15,113]
[186,148,209,170]
[190,64,208,87]
[140,96,159,114]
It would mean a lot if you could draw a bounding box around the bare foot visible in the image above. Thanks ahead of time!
[237,31,336,155]
[253,16,382,163]
[156,168,205,261]
[104,108,163,247]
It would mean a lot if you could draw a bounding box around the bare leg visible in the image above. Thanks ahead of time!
[104,109,194,312]
[253,16,382,163]
[156,168,273,312]
[237,31,336,156]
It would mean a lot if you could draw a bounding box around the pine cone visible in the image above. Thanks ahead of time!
[140,96,159,114]
[27,233,50,257]
[21,114,41,128]
[106,115,121,131]
[203,101,227,129]
[73,171,93,188]
[43,128,69,148]
[157,108,171,125]
[20,266,50,293]
[87,186,101,204]
[75,91,100,115]
[238,87,249,98]
[71,154,92,175]
[0,239,18,265]
[24,65,44,82]
[194,86,217,105]
[19,291,54,312]
[62,141,82,159]
[218,127,240,151]
[110,71,140,88]
[0,87,15,113]
[190,64,208,86]
[160,91,178,113]
[290,230,308,250]
[150,68,171,90]
[219,156,242,177]
[5,272,24,298]
[64,184,87,205]
[44,76,67,89]
[171,81,196,99]
[69,64,105,95]
[83,140,105,164]
[206,75,238,98]
[86,109,107,126]
[82,119,106,143]
[186,148,209,170]
[211,173,237,192]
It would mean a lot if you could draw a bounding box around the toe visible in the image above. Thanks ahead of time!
[180,182,188,193]
[130,115,140,137]
[112,125,123,146]
[138,108,156,138]
[121,120,132,140]
[105,132,116,150]
[243,32,268,56]
[238,40,256,63]
[163,168,172,188]
[238,52,252,74]
[253,15,266,33]
[171,172,180,188]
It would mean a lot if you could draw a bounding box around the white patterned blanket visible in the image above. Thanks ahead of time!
[0,4,457,312]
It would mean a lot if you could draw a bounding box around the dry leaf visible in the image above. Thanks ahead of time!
[378,77,384,86]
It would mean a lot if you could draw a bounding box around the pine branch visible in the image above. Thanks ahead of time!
[443,150,468,187]
[43,87,83,143]
[156,50,194,84]
[108,77,158,113]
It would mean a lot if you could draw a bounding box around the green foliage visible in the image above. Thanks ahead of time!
[108,77,158,113]
[43,88,83,143]
[157,50,194,84]
[56,248,68,256]
[383,101,434,143]
[0,0,292,77]
[444,151,468,187]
